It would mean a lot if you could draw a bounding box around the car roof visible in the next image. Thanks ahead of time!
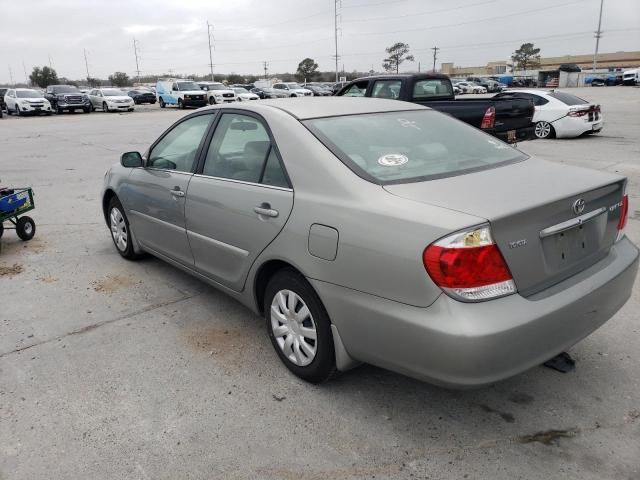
[199,97,428,120]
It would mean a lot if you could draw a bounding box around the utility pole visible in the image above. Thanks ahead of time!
[22,60,28,85]
[333,0,341,82]
[8,65,14,86]
[83,48,91,79]
[133,39,142,81]
[431,47,439,72]
[263,61,269,80]
[207,21,215,81]
[418,61,421,73]
[592,0,604,72]
[48,55,53,70]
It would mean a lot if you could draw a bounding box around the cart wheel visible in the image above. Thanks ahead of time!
[16,216,36,241]
[0,223,4,238]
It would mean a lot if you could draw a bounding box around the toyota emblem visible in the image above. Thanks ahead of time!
[572,198,586,215]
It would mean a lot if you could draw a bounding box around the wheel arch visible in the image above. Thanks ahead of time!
[254,259,301,315]
[102,189,117,225]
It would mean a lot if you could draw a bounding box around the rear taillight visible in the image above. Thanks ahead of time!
[423,225,516,302]
[568,109,589,117]
[616,194,629,242]
[480,106,495,129]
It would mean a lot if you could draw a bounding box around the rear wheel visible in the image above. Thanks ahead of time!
[16,216,35,241]
[534,121,555,139]
[264,269,336,384]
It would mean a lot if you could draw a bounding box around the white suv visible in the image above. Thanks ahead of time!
[272,82,313,97]
[198,82,237,104]
[4,88,52,116]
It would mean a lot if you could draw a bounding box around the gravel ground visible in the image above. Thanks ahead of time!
[0,87,639,480]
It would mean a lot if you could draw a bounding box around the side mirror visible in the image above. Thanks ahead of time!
[121,151,143,168]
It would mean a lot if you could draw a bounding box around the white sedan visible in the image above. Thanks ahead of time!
[4,88,52,116]
[233,88,259,101]
[88,88,135,112]
[454,82,486,94]
[496,89,603,139]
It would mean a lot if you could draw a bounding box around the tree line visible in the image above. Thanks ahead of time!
[22,43,541,89]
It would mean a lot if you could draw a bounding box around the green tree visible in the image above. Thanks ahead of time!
[295,58,319,82]
[29,66,59,88]
[382,42,414,73]
[86,76,101,87]
[225,73,245,84]
[108,71,130,87]
[511,43,541,72]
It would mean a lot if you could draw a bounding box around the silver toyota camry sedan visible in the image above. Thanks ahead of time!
[101,98,638,387]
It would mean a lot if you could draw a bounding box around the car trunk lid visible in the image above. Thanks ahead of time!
[384,159,625,296]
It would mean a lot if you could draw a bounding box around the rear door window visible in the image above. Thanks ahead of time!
[371,80,401,99]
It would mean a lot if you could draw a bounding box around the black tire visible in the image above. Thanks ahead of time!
[264,269,336,384]
[15,105,21,116]
[159,98,165,108]
[57,106,63,114]
[209,97,216,105]
[91,104,95,112]
[102,102,108,112]
[0,223,4,237]
[151,100,156,104]
[107,196,140,260]
[16,216,35,241]
[534,121,555,139]
[178,99,184,109]
[84,106,91,113]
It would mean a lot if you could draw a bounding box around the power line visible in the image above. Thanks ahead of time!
[593,0,604,72]
[344,0,496,23]
[431,46,440,71]
[343,0,585,37]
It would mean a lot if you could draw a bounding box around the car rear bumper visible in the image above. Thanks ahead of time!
[553,115,604,138]
[311,236,638,388]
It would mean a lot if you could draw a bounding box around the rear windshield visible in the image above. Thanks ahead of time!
[304,110,525,184]
[549,92,588,105]
[412,79,453,100]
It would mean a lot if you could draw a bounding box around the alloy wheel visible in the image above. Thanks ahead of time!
[535,121,552,138]
[270,289,317,366]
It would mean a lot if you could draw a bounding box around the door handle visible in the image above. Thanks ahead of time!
[170,188,185,198]
[254,203,279,218]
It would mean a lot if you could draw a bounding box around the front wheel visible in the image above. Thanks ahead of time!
[108,197,140,260]
[209,97,216,105]
[15,105,21,116]
[534,121,555,139]
[84,106,91,113]
[102,102,109,112]
[159,98,165,108]
[16,216,35,241]
[178,99,184,109]
[264,269,336,384]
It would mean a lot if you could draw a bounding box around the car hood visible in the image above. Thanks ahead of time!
[179,90,206,95]
[105,96,132,101]
[20,97,48,102]
[211,90,235,95]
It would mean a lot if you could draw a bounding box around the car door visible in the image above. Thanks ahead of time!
[185,111,293,291]
[5,90,15,110]
[125,112,214,266]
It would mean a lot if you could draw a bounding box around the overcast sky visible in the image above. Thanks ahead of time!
[0,0,638,84]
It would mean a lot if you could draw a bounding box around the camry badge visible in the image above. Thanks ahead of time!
[573,198,586,215]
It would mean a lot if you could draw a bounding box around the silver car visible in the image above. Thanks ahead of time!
[101,98,638,387]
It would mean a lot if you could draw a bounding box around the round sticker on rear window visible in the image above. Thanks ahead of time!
[378,153,408,167]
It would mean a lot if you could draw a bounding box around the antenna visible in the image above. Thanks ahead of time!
[133,39,142,81]
[207,21,215,81]
[431,46,440,72]
[592,0,604,72]
[84,48,91,79]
